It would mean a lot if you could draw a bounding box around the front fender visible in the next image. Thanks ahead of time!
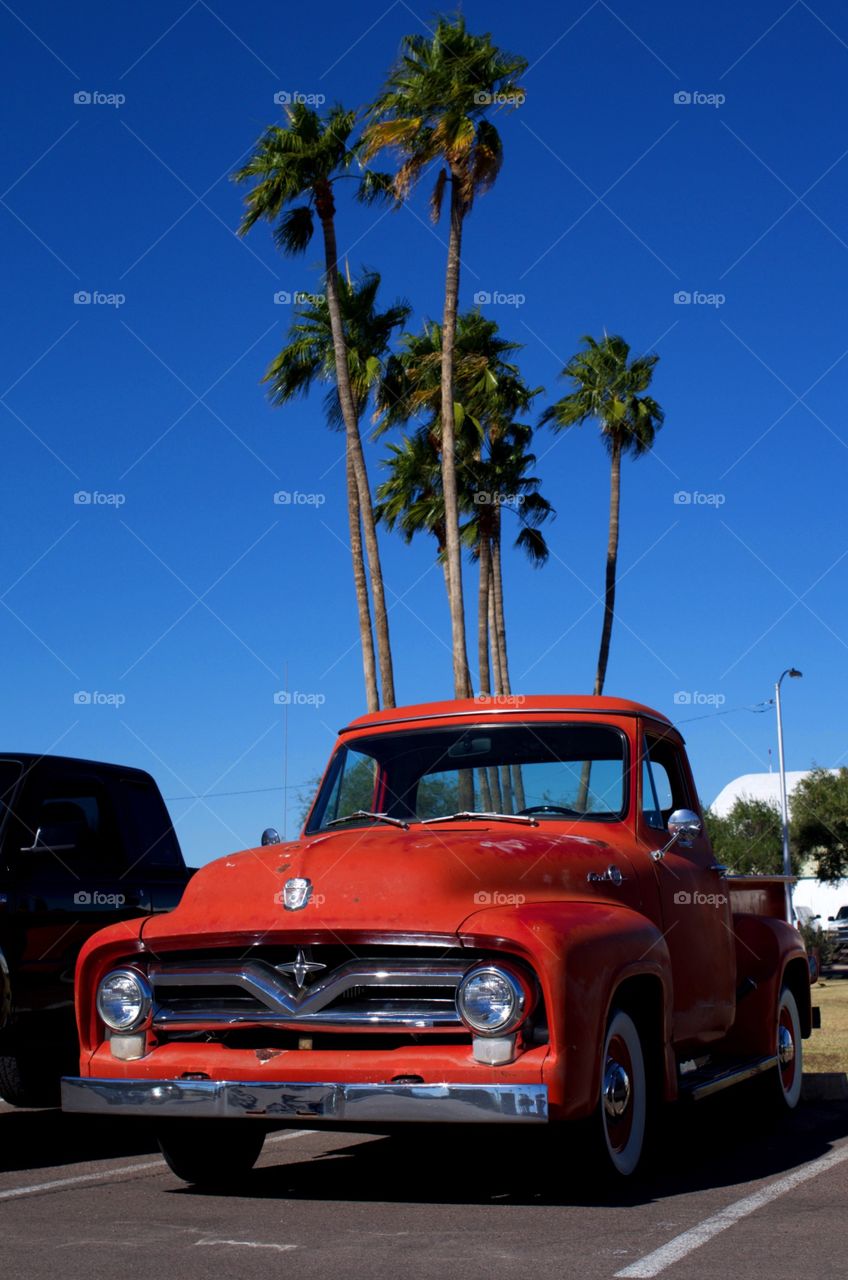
[0,946,10,1035]
[74,921,147,1062]
[459,901,673,1119]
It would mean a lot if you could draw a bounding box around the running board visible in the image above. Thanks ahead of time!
[679,1054,778,1102]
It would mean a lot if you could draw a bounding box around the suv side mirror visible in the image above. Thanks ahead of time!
[261,827,281,846]
[20,823,82,854]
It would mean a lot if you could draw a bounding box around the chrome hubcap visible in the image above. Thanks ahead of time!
[603,1061,631,1119]
[778,1023,795,1067]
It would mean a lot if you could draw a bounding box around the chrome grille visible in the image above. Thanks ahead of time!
[150,956,471,1031]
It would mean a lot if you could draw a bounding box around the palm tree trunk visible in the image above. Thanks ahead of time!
[477,535,491,696]
[577,439,623,810]
[594,439,621,696]
[440,179,472,700]
[318,198,395,708]
[491,513,510,693]
[346,442,379,712]
[488,566,501,693]
[351,449,396,706]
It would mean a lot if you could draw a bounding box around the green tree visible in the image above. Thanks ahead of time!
[791,767,848,881]
[704,796,797,875]
[235,104,396,712]
[542,335,664,695]
[365,17,527,699]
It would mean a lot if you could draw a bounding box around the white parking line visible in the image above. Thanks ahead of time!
[0,1160,166,1202]
[615,1141,848,1277]
[0,1129,313,1202]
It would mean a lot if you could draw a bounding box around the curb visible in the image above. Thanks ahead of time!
[802,1072,848,1101]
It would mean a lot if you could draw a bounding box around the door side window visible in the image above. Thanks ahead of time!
[642,736,692,829]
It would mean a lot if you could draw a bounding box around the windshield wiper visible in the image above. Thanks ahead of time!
[420,811,539,827]
[326,810,409,831]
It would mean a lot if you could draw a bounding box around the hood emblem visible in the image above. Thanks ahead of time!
[275,948,327,989]
[281,877,314,911]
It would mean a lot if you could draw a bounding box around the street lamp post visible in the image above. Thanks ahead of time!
[775,667,803,923]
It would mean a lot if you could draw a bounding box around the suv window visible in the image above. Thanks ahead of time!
[111,775,182,870]
[20,774,126,877]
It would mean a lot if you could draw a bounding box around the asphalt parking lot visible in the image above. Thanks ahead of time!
[1,1084,847,1280]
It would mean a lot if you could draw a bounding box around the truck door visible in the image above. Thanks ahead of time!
[640,730,736,1044]
[8,767,151,1023]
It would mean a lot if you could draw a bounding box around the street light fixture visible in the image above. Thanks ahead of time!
[775,667,803,923]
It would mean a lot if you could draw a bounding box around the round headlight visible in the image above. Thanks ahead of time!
[456,965,530,1036]
[96,969,152,1032]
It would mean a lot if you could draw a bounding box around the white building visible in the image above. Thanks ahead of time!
[709,769,836,818]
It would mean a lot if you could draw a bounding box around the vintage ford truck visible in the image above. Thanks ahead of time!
[61,697,814,1183]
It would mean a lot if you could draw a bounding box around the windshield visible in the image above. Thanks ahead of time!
[305,723,628,833]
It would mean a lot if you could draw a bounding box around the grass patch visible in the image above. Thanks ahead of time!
[805,971,848,1073]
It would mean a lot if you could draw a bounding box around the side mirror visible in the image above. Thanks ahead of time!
[828,916,835,922]
[667,809,703,844]
[650,809,703,862]
[261,827,281,846]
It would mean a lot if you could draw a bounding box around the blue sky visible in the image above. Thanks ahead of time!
[2,0,846,864]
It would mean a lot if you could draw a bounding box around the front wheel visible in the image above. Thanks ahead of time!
[595,1008,647,1178]
[156,1120,267,1187]
[0,1052,61,1108]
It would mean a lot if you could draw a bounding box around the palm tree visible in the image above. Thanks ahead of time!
[364,17,527,700]
[377,312,539,691]
[542,334,664,696]
[235,103,396,712]
[463,422,553,698]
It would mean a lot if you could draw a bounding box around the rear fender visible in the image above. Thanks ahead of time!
[721,914,810,1057]
[460,902,674,1119]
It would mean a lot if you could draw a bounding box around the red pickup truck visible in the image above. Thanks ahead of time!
[62,697,814,1184]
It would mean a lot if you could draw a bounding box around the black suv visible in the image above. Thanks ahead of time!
[0,753,192,1105]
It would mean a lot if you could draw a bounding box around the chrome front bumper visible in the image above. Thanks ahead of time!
[61,1077,548,1124]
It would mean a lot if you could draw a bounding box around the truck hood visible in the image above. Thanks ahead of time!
[141,823,642,946]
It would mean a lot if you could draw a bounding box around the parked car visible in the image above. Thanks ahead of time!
[0,753,193,1105]
[61,697,815,1183]
[825,904,848,933]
